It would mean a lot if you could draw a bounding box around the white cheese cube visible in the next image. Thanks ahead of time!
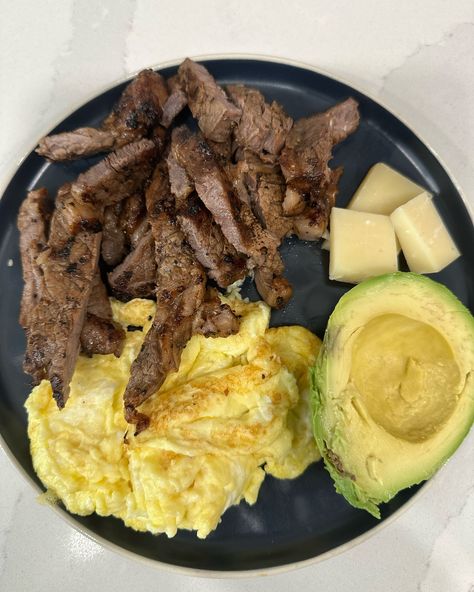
[323,226,401,256]
[390,192,460,273]
[348,163,429,215]
[329,208,398,284]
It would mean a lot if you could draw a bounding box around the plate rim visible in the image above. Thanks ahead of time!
[0,52,468,577]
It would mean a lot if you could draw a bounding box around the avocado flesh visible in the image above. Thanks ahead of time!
[312,272,474,518]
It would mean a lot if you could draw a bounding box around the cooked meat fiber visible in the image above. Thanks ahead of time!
[124,163,207,431]
[103,70,168,139]
[177,193,247,288]
[37,70,168,161]
[128,218,149,249]
[280,98,359,192]
[72,139,157,211]
[119,193,146,245]
[172,126,292,308]
[108,230,156,301]
[20,137,158,408]
[168,133,247,287]
[160,75,188,128]
[206,137,233,164]
[101,203,126,266]
[225,162,252,206]
[291,166,343,241]
[227,84,293,156]
[22,185,102,408]
[232,151,292,241]
[279,98,359,237]
[47,140,156,246]
[36,128,117,162]
[18,190,123,359]
[192,288,239,337]
[178,58,241,143]
[17,188,52,328]
[81,272,125,357]
[166,151,194,206]
[102,193,151,268]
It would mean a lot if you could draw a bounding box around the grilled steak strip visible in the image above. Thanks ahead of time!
[119,193,147,246]
[176,193,247,288]
[178,58,241,143]
[166,151,194,207]
[108,230,156,301]
[291,166,343,241]
[226,84,293,156]
[18,189,125,358]
[71,139,157,213]
[101,203,126,266]
[172,126,292,308]
[168,131,247,287]
[21,140,157,408]
[279,98,359,237]
[47,140,157,243]
[124,162,207,432]
[22,183,102,408]
[36,128,117,162]
[232,151,292,241]
[17,188,52,328]
[81,272,125,357]
[37,70,168,161]
[160,75,188,128]
[206,137,233,164]
[192,288,239,337]
[103,70,168,139]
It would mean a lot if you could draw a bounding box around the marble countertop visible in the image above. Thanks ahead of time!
[0,1,473,590]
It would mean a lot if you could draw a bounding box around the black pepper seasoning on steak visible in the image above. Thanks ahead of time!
[178,58,241,143]
[36,70,168,161]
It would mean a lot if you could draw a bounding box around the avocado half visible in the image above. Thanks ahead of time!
[311,272,474,518]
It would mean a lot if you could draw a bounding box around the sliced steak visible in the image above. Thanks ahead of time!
[232,151,292,241]
[21,138,158,408]
[178,58,241,142]
[81,272,125,357]
[166,151,194,207]
[160,75,188,128]
[279,98,359,235]
[49,140,156,243]
[227,84,292,156]
[172,126,291,308]
[124,162,207,432]
[177,192,247,288]
[254,269,293,309]
[36,128,117,162]
[207,137,233,164]
[71,139,157,210]
[103,69,168,140]
[17,188,52,328]
[80,314,125,358]
[128,218,149,249]
[22,185,102,408]
[192,288,239,338]
[107,229,156,301]
[36,70,168,161]
[225,161,252,206]
[119,193,146,245]
[101,203,126,266]
[292,166,343,240]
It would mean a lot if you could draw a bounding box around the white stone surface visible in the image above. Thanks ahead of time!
[0,1,473,590]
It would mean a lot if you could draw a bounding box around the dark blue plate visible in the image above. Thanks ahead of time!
[0,58,472,573]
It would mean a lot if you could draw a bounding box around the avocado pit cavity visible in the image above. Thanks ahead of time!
[350,313,460,443]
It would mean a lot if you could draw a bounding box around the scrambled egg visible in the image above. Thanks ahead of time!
[26,293,321,539]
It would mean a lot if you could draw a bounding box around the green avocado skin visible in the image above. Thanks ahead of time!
[311,272,474,518]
